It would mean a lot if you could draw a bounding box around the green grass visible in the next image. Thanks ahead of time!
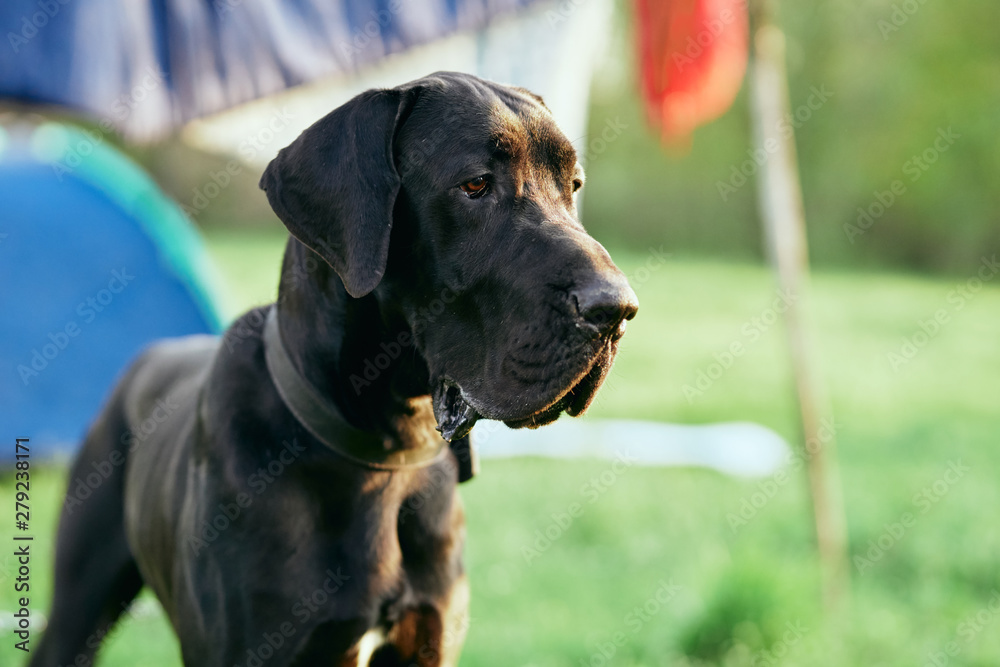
[4,229,999,665]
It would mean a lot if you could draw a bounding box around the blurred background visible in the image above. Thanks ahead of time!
[1,0,999,665]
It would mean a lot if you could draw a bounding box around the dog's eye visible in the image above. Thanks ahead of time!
[460,176,489,198]
[572,178,584,193]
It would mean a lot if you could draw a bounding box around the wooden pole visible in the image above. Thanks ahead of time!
[748,0,849,610]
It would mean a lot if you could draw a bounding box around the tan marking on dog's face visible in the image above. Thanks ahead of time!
[488,100,579,204]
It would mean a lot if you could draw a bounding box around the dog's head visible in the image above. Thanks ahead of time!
[261,72,638,440]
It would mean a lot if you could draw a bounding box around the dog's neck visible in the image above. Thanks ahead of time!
[274,240,435,446]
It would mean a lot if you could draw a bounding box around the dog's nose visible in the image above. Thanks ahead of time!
[571,278,639,336]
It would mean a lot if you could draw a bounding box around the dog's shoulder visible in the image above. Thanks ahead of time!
[120,333,220,429]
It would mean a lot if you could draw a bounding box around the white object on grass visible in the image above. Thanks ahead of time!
[472,419,791,478]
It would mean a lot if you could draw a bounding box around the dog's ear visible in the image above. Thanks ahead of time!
[259,88,416,298]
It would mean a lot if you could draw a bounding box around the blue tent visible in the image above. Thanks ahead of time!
[0,123,224,456]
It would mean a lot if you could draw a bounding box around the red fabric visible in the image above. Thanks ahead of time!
[635,0,748,142]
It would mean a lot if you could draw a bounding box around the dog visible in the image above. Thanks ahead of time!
[33,71,638,666]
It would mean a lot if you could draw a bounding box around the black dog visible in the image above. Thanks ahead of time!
[33,71,638,666]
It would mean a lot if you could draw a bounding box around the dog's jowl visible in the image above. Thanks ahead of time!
[33,72,638,667]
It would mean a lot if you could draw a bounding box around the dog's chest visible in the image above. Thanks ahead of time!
[283,468,466,664]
